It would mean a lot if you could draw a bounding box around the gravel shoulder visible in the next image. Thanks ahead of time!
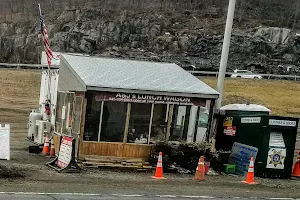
[1,153,300,199]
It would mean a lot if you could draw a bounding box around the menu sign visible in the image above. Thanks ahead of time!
[57,136,73,169]
[95,92,205,106]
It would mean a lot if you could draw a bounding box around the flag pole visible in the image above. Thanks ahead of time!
[38,4,42,17]
[38,3,52,121]
[38,4,43,72]
[216,0,237,109]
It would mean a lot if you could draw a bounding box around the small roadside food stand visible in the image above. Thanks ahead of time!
[54,54,219,160]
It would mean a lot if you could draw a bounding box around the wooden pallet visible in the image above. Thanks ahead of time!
[82,156,153,171]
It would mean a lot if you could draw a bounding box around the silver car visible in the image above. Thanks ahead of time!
[230,69,262,79]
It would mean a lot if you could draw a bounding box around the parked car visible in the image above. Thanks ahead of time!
[230,69,262,79]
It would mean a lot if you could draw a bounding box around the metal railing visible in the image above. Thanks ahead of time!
[0,63,43,69]
[1,63,299,81]
[0,63,60,70]
[188,70,300,81]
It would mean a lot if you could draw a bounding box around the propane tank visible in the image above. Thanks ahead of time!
[27,110,43,139]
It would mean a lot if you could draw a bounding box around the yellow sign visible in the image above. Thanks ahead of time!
[223,117,233,127]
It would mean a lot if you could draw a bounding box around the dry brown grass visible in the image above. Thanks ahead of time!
[0,70,298,122]
[0,69,40,149]
[0,69,40,124]
[201,77,300,117]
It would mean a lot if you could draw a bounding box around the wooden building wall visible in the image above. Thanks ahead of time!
[79,142,152,159]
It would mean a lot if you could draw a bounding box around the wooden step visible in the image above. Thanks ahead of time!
[82,155,153,171]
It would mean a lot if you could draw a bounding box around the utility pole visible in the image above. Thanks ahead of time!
[216,0,237,109]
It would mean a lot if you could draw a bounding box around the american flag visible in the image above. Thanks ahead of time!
[39,5,53,67]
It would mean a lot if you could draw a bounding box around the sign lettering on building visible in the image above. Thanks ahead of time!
[269,119,297,127]
[95,92,205,106]
[241,117,261,124]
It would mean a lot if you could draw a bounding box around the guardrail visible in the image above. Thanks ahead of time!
[1,63,300,81]
[188,70,300,81]
[0,63,43,69]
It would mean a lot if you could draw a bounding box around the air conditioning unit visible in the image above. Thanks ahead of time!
[35,120,51,145]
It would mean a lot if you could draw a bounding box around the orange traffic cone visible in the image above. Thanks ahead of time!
[194,156,205,181]
[242,157,259,185]
[292,150,300,178]
[49,139,56,158]
[152,152,166,179]
[42,135,50,155]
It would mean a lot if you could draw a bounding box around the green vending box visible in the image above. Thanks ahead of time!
[215,103,270,174]
[260,116,299,179]
[216,104,270,151]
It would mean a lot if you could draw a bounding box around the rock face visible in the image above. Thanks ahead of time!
[1,0,300,75]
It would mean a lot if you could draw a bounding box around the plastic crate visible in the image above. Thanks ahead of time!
[224,164,236,174]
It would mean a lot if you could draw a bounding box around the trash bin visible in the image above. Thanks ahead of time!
[215,103,271,175]
[258,116,299,178]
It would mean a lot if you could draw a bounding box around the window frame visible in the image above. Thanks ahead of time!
[84,97,207,144]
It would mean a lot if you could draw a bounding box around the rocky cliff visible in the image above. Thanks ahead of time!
[1,0,300,74]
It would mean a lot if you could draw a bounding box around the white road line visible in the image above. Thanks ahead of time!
[156,195,177,198]
[267,198,294,200]
[181,196,215,198]
[0,192,102,196]
[112,194,144,197]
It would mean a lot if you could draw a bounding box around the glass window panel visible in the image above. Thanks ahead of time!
[150,104,168,144]
[169,105,191,142]
[100,101,127,142]
[83,92,102,141]
[195,107,209,142]
[127,103,152,144]
[198,112,209,128]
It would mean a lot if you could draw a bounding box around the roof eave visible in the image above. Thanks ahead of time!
[86,86,219,99]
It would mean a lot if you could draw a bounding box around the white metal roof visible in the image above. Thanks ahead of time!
[220,104,271,112]
[61,54,219,98]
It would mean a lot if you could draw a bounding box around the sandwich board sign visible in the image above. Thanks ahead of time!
[0,124,10,160]
[57,136,73,168]
[47,136,80,172]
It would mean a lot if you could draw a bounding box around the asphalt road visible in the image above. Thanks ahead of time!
[0,193,295,200]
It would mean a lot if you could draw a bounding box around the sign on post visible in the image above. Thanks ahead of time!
[228,142,258,175]
[0,124,10,160]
